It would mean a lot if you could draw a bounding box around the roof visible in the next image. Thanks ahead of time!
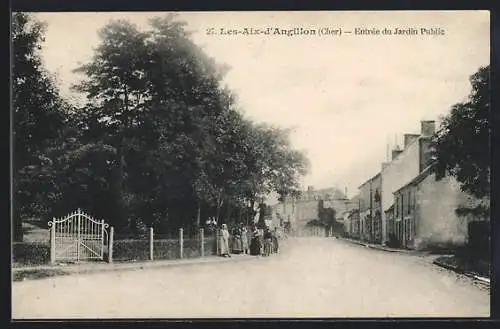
[303,186,347,199]
[393,163,435,195]
[349,194,360,202]
[358,172,381,189]
[385,204,394,213]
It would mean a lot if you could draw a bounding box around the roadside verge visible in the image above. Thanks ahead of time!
[12,254,260,282]
[337,237,422,254]
[338,237,490,289]
[432,256,490,288]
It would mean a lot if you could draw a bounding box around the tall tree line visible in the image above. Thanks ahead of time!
[12,13,309,241]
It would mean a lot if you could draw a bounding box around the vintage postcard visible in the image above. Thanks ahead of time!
[11,11,490,319]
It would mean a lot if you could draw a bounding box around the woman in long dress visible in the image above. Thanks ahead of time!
[241,225,250,254]
[250,225,261,256]
[219,224,230,257]
[272,227,279,253]
[258,227,265,255]
[232,226,243,254]
[263,227,273,256]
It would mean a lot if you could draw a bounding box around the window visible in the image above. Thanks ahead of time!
[394,197,397,218]
[407,191,411,215]
[395,195,400,218]
[401,193,404,219]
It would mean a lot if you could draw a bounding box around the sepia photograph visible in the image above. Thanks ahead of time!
[11,10,490,319]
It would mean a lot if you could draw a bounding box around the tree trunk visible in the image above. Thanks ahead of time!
[225,199,233,224]
[215,194,224,224]
[196,200,201,228]
[215,205,221,224]
[247,199,256,226]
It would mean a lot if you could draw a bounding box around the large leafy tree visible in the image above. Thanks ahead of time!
[12,13,310,241]
[12,13,67,241]
[72,16,233,231]
[71,14,310,233]
[432,65,490,216]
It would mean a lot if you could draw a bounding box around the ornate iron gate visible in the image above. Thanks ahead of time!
[48,209,109,263]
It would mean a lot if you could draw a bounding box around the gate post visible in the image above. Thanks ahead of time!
[149,227,154,261]
[200,228,205,257]
[76,208,81,262]
[101,219,105,259]
[179,228,184,259]
[50,221,56,264]
[108,226,114,263]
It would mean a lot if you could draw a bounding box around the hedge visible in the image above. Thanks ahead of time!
[13,242,50,266]
[153,239,180,260]
[204,236,217,256]
[112,239,150,261]
[183,238,201,258]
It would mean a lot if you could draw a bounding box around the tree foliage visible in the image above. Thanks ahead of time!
[12,13,68,241]
[432,65,490,202]
[316,200,337,228]
[12,14,310,239]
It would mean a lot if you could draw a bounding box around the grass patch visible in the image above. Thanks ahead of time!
[13,268,69,282]
[434,255,490,278]
[22,220,49,243]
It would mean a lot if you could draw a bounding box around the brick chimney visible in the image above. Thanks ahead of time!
[421,120,436,137]
[404,133,420,149]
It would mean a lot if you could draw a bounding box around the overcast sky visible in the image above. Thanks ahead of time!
[33,11,489,199]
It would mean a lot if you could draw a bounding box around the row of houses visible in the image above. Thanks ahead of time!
[269,120,487,251]
[345,120,483,250]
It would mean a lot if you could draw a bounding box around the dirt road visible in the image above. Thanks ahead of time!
[12,237,490,318]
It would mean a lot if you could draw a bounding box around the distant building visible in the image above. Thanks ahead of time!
[271,186,352,233]
[380,120,436,244]
[345,209,360,238]
[294,186,347,202]
[358,173,382,243]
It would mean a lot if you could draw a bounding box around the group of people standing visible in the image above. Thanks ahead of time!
[218,223,280,257]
